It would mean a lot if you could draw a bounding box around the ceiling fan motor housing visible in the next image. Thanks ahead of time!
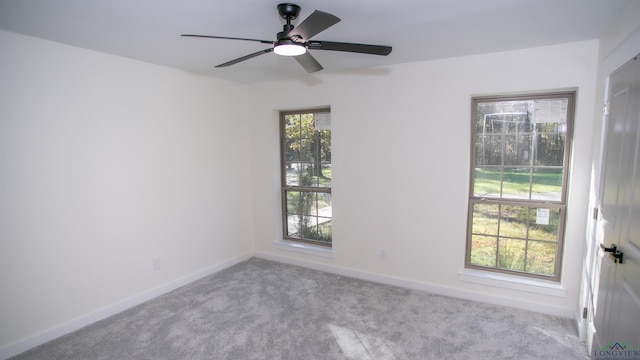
[277,3,301,20]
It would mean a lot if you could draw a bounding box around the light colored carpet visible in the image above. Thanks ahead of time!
[12,257,589,359]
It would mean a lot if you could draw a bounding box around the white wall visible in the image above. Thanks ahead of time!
[249,40,600,317]
[0,30,252,354]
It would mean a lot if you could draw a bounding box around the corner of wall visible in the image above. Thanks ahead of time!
[0,253,253,360]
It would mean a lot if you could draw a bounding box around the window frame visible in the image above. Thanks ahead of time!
[465,92,575,281]
[280,107,332,247]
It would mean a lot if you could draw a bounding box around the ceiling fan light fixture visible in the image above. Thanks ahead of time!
[274,41,306,56]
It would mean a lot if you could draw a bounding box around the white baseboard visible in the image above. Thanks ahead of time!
[254,251,575,319]
[0,252,253,360]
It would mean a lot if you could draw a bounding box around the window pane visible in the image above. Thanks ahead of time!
[498,205,529,239]
[531,168,562,201]
[535,131,566,166]
[526,241,557,275]
[471,203,499,235]
[475,135,502,165]
[504,134,532,166]
[285,163,302,186]
[285,191,332,243]
[473,168,501,198]
[286,191,332,217]
[470,235,497,267]
[501,168,532,200]
[533,98,567,167]
[298,138,313,163]
[497,238,526,271]
[287,164,332,188]
[518,120,534,132]
[527,207,560,241]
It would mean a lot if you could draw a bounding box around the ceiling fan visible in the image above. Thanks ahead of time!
[181,3,392,73]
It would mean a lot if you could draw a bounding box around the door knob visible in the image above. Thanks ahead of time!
[600,243,617,253]
[600,243,623,264]
[610,251,624,264]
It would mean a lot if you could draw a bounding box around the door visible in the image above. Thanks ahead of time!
[589,54,640,355]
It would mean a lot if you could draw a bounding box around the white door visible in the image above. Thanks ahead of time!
[589,54,640,355]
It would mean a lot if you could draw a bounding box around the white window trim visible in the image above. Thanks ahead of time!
[458,268,567,297]
[274,239,335,258]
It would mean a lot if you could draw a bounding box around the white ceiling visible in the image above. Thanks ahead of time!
[0,0,631,84]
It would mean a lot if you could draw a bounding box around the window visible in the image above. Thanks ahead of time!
[281,108,332,246]
[466,92,574,280]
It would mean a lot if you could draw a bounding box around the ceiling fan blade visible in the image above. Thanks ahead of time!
[215,48,274,68]
[294,52,323,73]
[287,10,340,41]
[182,34,273,45]
[308,41,392,56]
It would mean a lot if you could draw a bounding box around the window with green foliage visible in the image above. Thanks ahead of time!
[466,93,574,280]
[281,108,332,246]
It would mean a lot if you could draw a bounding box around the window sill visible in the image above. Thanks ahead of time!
[458,268,567,297]
[274,240,334,258]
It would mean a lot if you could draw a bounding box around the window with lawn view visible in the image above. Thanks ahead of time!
[281,108,332,246]
[466,92,574,280]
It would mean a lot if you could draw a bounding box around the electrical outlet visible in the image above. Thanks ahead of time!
[152,258,161,271]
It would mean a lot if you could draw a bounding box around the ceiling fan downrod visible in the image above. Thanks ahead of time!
[275,3,305,55]
[277,3,300,39]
